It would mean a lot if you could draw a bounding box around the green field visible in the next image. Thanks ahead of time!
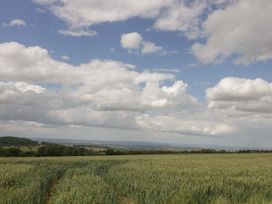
[0,154,272,204]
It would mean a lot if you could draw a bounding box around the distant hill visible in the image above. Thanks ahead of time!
[1,136,271,157]
[0,136,38,146]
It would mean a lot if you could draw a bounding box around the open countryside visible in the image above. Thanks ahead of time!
[1,0,272,203]
[1,154,272,204]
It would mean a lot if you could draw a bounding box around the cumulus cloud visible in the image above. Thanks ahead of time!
[150,68,180,73]
[32,0,171,28]
[2,19,26,27]
[36,0,272,65]
[136,113,234,136]
[36,8,47,13]
[2,41,272,138]
[153,0,236,39]
[141,41,164,55]
[61,55,70,61]
[34,0,272,66]
[32,0,234,39]
[0,42,72,83]
[0,42,208,134]
[121,32,174,55]
[0,120,47,133]
[0,81,45,105]
[192,0,272,65]
[58,29,97,37]
[120,32,143,50]
[207,77,272,113]
[0,81,45,94]
[153,0,206,39]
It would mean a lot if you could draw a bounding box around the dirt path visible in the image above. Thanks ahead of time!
[43,174,64,204]
[43,178,57,204]
[118,195,135,204]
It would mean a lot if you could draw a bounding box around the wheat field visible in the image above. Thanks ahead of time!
[0,153,272,204]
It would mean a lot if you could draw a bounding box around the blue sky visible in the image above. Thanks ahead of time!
[1,0,272,100]
[0,0,272,148]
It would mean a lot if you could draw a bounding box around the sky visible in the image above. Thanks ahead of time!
[0,0,272,148]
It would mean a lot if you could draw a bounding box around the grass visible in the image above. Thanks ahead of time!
[0,153,272,204]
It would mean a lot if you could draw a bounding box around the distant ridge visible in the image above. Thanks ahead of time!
[0,136,38,146]
[1,136,271,152]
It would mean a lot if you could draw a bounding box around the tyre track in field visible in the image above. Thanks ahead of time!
[44,178,58,204]
[94,160,136,204]
[114,188,136,204]
[42,169,66,204]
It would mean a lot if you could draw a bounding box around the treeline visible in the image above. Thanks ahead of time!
[0,147,31,157]
[1,146,272,157]
[105,148,272,155]
[1,136,272,157]
[0,137,105,157]
[0,136,38,146]
[0,143,98,157]
[37,143,98,156]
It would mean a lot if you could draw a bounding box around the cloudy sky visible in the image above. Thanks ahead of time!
[1,0,272,148]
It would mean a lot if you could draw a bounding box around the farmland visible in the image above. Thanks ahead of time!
[1,154,272,204]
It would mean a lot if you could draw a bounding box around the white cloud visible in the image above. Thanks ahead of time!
[36,8,47,13]
[0,81,45,101]
[110,47,116,52]
[207,77,272,113]
[0,42,174,87]
[2,19,26,27]
[0,41,201,133]
[61,55,70,61]
[8,81,45,94]
[35,0,272,65]
[121,32,143,50]
[35,0,271,66]
[150,68,180,73]
[58,29,97,37]
[153,0,206,39]
[2,41,272,140]
[32,0,235,39]
[141,41,163,55]
[0,42,72,84]
[32,0,171,28]
[153,0,236,39]
[0,120,47,132]
[136,113,234,136]
[192,0,272,65]
[121,32,174,55]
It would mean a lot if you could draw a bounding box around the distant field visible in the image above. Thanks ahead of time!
[1,154,272,204]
